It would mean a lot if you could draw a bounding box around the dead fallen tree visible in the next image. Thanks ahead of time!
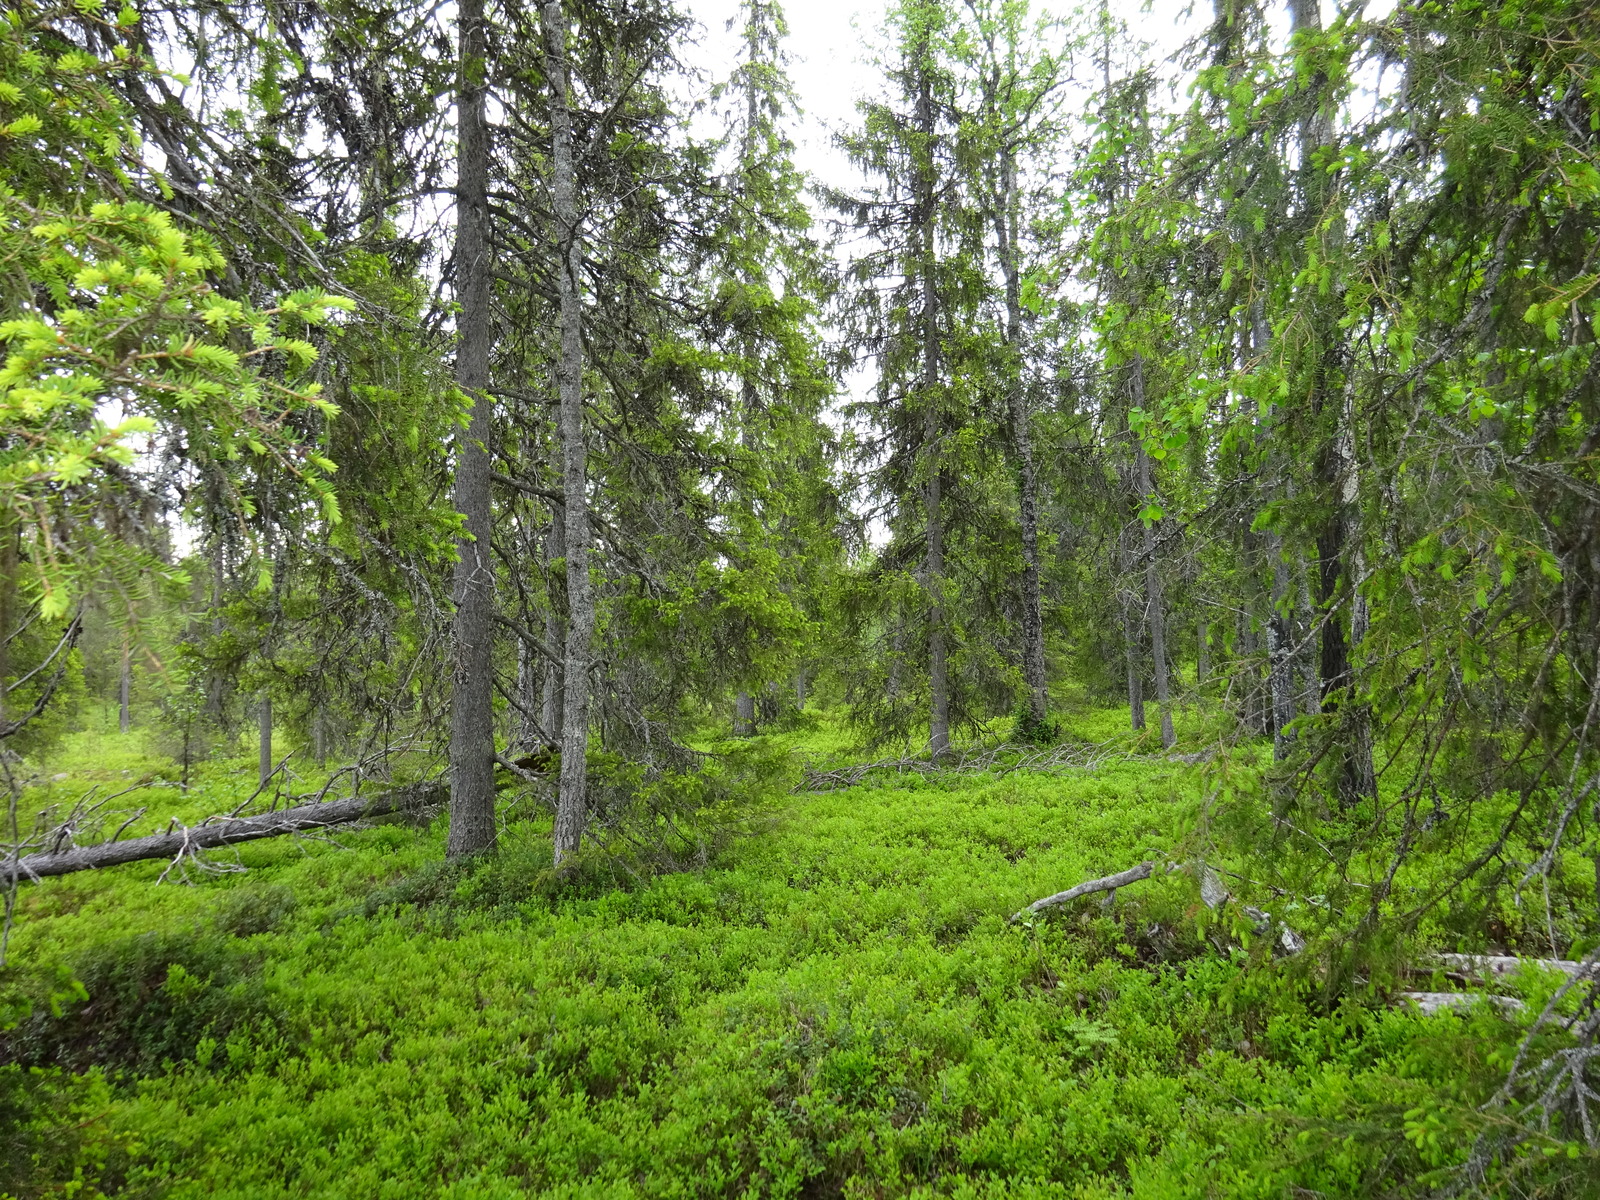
[4,780,446,882]
[1011,861,1162,922]
[1011,861,1591,1023]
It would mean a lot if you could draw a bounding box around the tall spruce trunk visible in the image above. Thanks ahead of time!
[446,0,498,859]
[993,146,1047,730]
[543,0,594,867]
[0,517,12,725]
[1120,528,1146,732]
[1291,0,1375,802]
[916,61,949,761]
[1132,359,1174,748]
[1251,301,1296,759]
[118,638,132,733]
[258,695,273,786]
[541,513,566,747]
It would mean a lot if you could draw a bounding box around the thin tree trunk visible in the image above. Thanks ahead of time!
[313,708,327,767]
[1121,529,1146,732]
[1132,361,1174,748]
[119,640,132,734]
[1197,620,1209,685]
[541,513,566,748]
[543,0,593,868]
[1251,301,1296,759]
[205,539,225,722]
[916,58,949,762]
[258,695,273,787]
[1290,0,1374,802]
[734,692,755,737]
[446,0,498,860]
[514,630,539,750]
[1296,549,1320,716]
[1266,535,1295,760]
[795,670,807,708]
[0,517,14,725]
[993,145,1047,729]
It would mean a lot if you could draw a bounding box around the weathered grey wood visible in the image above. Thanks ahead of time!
[446,0,499,860]
[1401,992,1526,1017]
[542,0,593,869]
[1013,861,1157,922]
[1433,953,1585,980]
[6,782,446,881]
[915,45,949,764]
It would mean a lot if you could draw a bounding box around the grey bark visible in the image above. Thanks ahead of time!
[257,695,272,787]
[1013,860,1158,921]
[1197,620,1209,684]
[6,782,446,882]
[1266,540,1295,760]
[1252,301,1296,759]
[205,540,225,721]
[1120,529,1145,732]
[1291,0,1374,802]
[0,517,12,725]
[446,0,499,860]
[1132,360,1174,749]
[734,692,756,737]
[916,54,950,762]
[543,0,594,868]
[119,641,132,734]
[992,142,1047,728]
[541,515,566,746]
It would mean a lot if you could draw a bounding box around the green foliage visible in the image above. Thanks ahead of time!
[0,723,1591,1197]
[0,3,353,622]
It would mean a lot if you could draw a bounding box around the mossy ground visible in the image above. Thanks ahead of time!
[0,712,1590,1198]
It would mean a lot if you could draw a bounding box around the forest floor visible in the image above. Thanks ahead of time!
[0,709,1583,1198]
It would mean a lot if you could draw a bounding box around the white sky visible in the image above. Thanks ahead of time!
[677,0,1210,200]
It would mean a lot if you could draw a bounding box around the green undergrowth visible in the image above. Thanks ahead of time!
[0,718,1594,1198]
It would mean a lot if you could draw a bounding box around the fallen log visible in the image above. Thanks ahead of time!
[4,780,446,882]
[1432,953,1586,980]
[1012,861,1158,922]
[1400,991,1527,1017]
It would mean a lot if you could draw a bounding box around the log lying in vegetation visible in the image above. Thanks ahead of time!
[1433,953,1585,980]
[1400,992,1527,1017]
[5,781,447,882]
[1011,861,1160,922]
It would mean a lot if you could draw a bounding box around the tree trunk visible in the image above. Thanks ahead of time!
[1265,535,1295,760]
[7,782,447,882]
[0,517,14,724]
[1251,301,1296,760]
[1132,360,1174,748]
[446,0,498,860]
[205,540,226,722]
[1120,529,1146,732]
[1291,0,1374,802]
[795,670,807,708]
[541,515,566,747]
[543,0,593,868]
[257,695,273,787]
[916,56,949,762]
[1197,620,1209,685]
[994,144,1047,729]
[118,639,132,734]
[734,692,755,737]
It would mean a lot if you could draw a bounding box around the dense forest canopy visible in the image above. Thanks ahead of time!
[1,0,1599,1194]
